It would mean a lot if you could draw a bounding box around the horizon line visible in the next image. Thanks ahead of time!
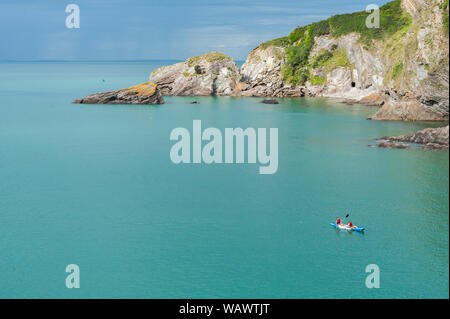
[0,59,247,63]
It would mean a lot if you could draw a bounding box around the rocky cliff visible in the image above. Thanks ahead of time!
[238,0,449,120]
[149,52,240,96]
[371,0,450,120]
[148,0,449,121]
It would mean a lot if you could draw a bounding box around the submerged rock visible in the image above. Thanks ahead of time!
[149,51,240,96]
[73,82,164,105]
[261,99,279,104]
[376,141,410,149]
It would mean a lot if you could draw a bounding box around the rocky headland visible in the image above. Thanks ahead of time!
[73,82,164,105]
[143,0,449,150]
[74,0,449,148]
[147,0,448,122]
[149,52,240,96]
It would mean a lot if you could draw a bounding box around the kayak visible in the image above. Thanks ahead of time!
[330,222,365,232]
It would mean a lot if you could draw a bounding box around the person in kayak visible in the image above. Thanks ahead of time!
[335,217,341,225]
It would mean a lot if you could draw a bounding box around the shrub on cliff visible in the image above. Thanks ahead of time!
[441,0,449,36]
[328,0,411,44]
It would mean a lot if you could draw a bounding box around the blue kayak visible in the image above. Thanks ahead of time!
[330,222,365,232]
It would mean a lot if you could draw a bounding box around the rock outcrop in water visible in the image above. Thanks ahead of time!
[376,141,411,149]
[149,52,240,96]
[145,0,448,122]
[73,82,164,105]
[381,125,449,150]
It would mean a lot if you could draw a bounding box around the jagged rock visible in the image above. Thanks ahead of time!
[359,93,385,106]
[369,90,445,121]
[385,125,449,149]
[149,52,239,96]
[73,82,164,104]
[237,45,286,97]
[148,63,185,95]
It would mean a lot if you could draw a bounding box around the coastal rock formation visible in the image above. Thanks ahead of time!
[370,0,450,121]
[376,141,411,149]
[141,0,448,122]
[304,33,385,101]
[383,125,449,149]
[149,52,240,96]
[234,0,448,120]
[72,0,448,127]
[73,82,164,104]
[237,45,305,97]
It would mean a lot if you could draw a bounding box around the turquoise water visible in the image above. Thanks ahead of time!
[0,62,448,299]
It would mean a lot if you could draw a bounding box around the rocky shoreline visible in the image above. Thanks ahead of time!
[376,125,449,150]
[73,0,448,131]
[146,0,448,122]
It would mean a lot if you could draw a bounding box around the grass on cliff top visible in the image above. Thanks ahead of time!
[260,36,290,49]
[260,0,411,51]
[186,51,231,66]
[327,0,411,43]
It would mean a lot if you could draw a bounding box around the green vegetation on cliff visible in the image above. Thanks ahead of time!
[391,61,403,80]
[260,0,412,85]
[281,65,309,85]
[311,50,333,68]
[327,0,410,43]
[441,0,449,35]
[321,49,353,74]
[260,37,290,49]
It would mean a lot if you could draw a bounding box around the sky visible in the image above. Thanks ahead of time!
[0,0,390,61]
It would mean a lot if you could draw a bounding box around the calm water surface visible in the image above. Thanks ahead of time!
[0,62,448,298]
